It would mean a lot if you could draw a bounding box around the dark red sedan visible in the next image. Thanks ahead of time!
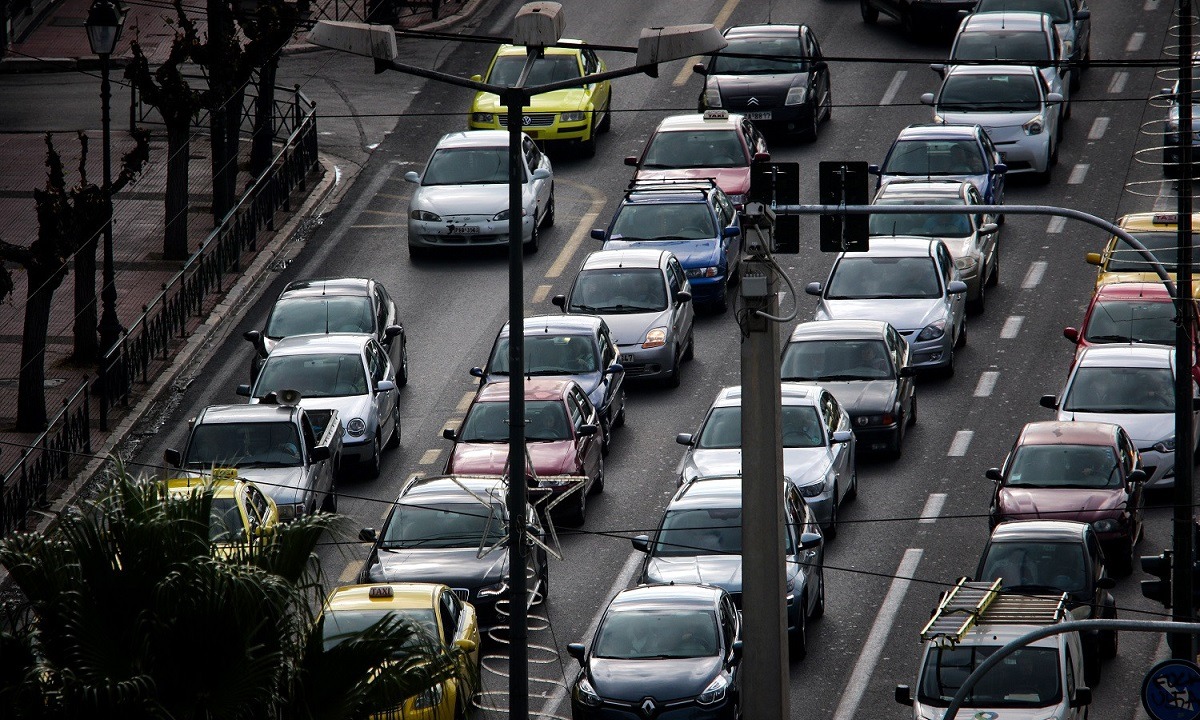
[443,378,604,526]
[986,420,1147,574]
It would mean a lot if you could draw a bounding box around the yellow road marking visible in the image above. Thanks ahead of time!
[419,448,442,465]
[350,223,406,229]
[360,208,407,217]
[546,178,606,279]
[339,562,361,584]
[672,0,743,87]
[532,284,553,303]
[376,192,408,200]
[456,391,476,412]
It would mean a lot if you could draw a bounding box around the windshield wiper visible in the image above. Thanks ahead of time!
[1088,334,1143,343]
[238,461,299,468]
[818,374,882,381]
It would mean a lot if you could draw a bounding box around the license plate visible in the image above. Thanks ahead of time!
[620,353,636,362]
[745,111,772,121]
[447,225,479,234]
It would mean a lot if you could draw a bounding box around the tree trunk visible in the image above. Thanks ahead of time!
[250,59,278,179]
[224,84,244,208]
[164,121,191,261]
[71,231,99,363]
[17,264,64,431]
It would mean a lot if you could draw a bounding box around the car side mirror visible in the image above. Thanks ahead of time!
[920,92,935,105]
[1046,92,1064,104]
[1063,327,1080,342]
[163,448,182,467]
[676,433,694,446]
[947,280,969,295]
[605,364,624,375]
[403,171,420,183]
[1075,8,1090,20]
[470,367,485,378]
[470,74,483,82]
[359,527,378,543]
[929,62,945,76]
[799,531,823,550]
[753,151,771,163]
[1127,469,1148,483]
[578,424,599,437]
[375,380,396,394]
[590,228,606,241]
[567,642,587,664]
[385,325,403,340]
[1071,687,1092,708]
[993,162,1008,175]
[899,366,916,378]
[552,294,567,309]
[631,534,650,552]
[805,281,823,296]
[895,685,914,706]
[1097,576,1116,590]
[1085,252,1102,266]
[1040,394,1060,410]
[455,638,478,653]
[867,164,880,175]
[236,384,251,397]
[986,467,1003,482]
[532,168,551,180]
[675,290,692,304]
[723,225,740,238]
[243,329,262,347]
[443,427,458,441]
[832,430,853,443]
[624,156,639,167]
[310,445,331,463]
[692,62,708,75]
[729,639,744,666]
[979,223,999,235]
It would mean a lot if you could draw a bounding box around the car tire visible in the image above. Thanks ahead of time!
[1070,65,1082,92]
[598,99,613,133]
[824,488,839,539]
[581,121,598,158]
[538,562,550,603]
[811,568,826,619]
[613,390,626,429]
[682,328,695,361]
[666,355,682,388]
[1084,653,1102,687]
[942,349,956,379]
[524,220,540,254]
[543,186,555,228]
[321,482,338,513]
[860,0,879,23]
[801,101,820,142]
[395,339,409,387]
[568,486,588,527]
[987,246,1000,287]
[365,433,382,479]
[712,283,729,314]
[889,427,904,459]
[824,85,833,122]
[591,455,605,494]
[409,244,432,262]
[908,393,917,426]
[789,598,808,661]
[968,279,986,315]
[846,468,858,501]
[956,320,968,349]
[1112,540,1135,577]
[1101,611,1119,659]
[386,404,401,449]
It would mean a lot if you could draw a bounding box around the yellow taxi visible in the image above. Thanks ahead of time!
[468,42,612,157]
[318,583,481,720]
[165,473,278,552]
[1087,212,1200,289]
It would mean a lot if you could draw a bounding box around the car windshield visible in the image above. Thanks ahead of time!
[697,405,824,449]
[883,139,987,176]
[918,645,1063,707]
[569,268,668,313]
[868,206,973,238]
[459,399,571,443]
[184,421,303,469]
[975,0,1071,23]
[265,296,374,338]
[653,507,796,556]
[422,147,517,186]
[1006,444,1121,488]
[711,36,807,74]
[781,339,895,381]
[1084,299,1176,345]
[254,353,368,399]
[610,202,718,241]
[952,32,1052,64]
[381,502,507,549]
[642,129,747,169]
[321,608,440,652]
[825,256,943,299]
[1106,231,1200,272]
[939,73,1042,112]
[978,541,1089,594]
[208,496,248,544]
[593,609,720,659]
[490,335,599,375]
[1063,365,1175,413]
[487,53,581,86]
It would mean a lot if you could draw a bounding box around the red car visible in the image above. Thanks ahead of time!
[624,110,769,208]
[443,378,604,526]
[1063,281,1200,382]
[985,421,1147,574]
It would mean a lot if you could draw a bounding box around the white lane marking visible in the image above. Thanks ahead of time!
[919,494,947,524]
[1000,315,1025,339]
[1109,71,1129,94]
[1127,33,1146,53]
[832,549,924,720]
[1145,0,1158,9]
[532,284,552,304]
[974,371,1000,397]
[671,0,743,86]
[1022,261,1047,289]
[1088,117,1110,141]
[546,181,606,278]
[418,449,442,466]
[339,561,361,583]
[948,430,974,457]
[1068,164,1090,184]
[881,70,909,106]
[1047,216,1067,233]
[541,551,645,717]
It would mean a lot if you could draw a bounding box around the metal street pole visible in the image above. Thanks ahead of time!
[1171,0,1195,659]
[98,50,121,356]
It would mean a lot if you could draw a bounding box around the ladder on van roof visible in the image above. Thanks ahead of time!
[920,578,1070,646]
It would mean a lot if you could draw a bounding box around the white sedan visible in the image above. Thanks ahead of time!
[404,130,554,259]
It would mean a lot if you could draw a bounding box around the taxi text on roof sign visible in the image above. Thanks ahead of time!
[1154,213,1179,225]
[369,585,395,599]
[703,109,729,120]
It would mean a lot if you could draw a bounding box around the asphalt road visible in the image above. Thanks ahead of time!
[3,0,1176,716]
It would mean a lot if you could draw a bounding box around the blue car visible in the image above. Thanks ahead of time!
[591,179,741,313]
[870,124,1007,218]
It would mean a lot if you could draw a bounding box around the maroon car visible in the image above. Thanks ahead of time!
[986,420,1147,574]
[443,378,604,526]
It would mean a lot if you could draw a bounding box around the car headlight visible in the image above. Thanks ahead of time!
[1093,518,1121,533]
[697,674,730,706]
[855,413,895,427]
[686,266,720,279]
[704,87,723,108]
[932,114,945,124]
[277,502,305,521]
[916,321,946,342]
[560,111,587,123]
[1155,437,1177,453]
[412,684,445,710]
[785,86,807,106]
[1023,115,1045,135]
[642,327,667,349]
[492,208,527,222]
[727,194,746,205]
[478,581,507,599]
[411,209,441,222]
[472,112,495,124]
[798,482,824,498]
[346,418,367,437]
[955,256,977,271]
[576,677,603,708]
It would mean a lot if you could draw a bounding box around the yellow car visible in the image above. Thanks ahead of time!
[1087,212,1200,288]
[318,583,481,720]
[468,42,612,157]
[166,474,278,552]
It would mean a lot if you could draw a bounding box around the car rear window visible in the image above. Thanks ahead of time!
[611,202,718,241]
[939,73,1041,113]
[953,31,1051,64]
[975,0,1070,23]
[643,129,746,169]
[1084,299,1176,345]
[266,296,374,338]
[883,139,986,176]
[570,268,668,313]
[826,256,942,299]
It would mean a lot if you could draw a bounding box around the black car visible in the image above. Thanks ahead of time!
[860,0,977,36]
[974,520,1116,686]
[357,475,549,628]
[781,320,917,457]
[694,24,832,142]
[244,277,408,384]
[567,584,743,720]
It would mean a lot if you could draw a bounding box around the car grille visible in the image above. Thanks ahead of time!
[452,587,470,601]
[499,113,556,128]
[420,233,506,245]
[620,362,655,376]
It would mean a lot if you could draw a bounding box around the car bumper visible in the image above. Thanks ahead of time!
[686,275,727,305]
[896,330,954,370]
[911,0,978,26]
[468,116,593,143]
[570,697,737,720]
[342,435,375,463]
[991,133,1051,174]
[616,342,676,380]
[958,264,983,299]
[798,488,835,528]
[408,216,534,248]
[851,421,901,453]
[1138,448,1175,489]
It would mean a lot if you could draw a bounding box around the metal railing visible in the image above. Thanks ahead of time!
[131,76,311,142]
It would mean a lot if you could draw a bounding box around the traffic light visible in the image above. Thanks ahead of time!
[1142,550,1173,608]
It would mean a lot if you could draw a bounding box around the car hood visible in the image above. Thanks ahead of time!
[227,467,308,506]
[817,298,946,332]
[938,109,1042,130]
[883,171,990,197]
[645,554,742,593]
[601,239,720,269]
[998,487,1128,522]
[918,702,1061,720]
[299,395,373,427]
[819,380,898,414]
[448,440,578,476]
[413,184,529,215]
[603,310,673,346]
[711,72,807,100]
[1058,411,1173,446]
[678,447,831,487]
[370,547,507,587]
[588,657,723,702]
[634,167,751,196]
[472,88,591,113]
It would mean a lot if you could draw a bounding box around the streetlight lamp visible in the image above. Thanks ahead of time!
[85,0,126,358]
[308,8,725,719]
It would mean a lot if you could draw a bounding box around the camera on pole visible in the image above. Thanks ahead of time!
[818,161,870,253]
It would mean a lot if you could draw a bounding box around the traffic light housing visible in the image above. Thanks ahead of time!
[1142,550,1173,608]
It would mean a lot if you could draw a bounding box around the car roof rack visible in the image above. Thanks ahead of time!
[627,178,719,194]
[921,578,1070,647]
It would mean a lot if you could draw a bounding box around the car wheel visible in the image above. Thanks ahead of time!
[1050,134,1060,165]
[889,426,904,459]
[682,328,695,361]
[1084,653,1102,687]
[581,121,598,158]
[811,568,826,619]
[543,186,555,228]
[824,85,833,122]
[592,455,605,494]
[408,244,432,261]
[968,278,986,315]
[908,393,917,426]
[598,98,613,133]
[666,354,682,388]
[801,101,820,142]
[824,487,839,539]
[942,348,956,379]
[613,390,626,429]
[987,246,1000,287]
[846,467,858,501]
[956,319,968,349]
[538,561,550,603]
[386,405,401,449]
[712,282,729,314]
[1101,608,1119,659]
[1112,540,1135,577]
[321,482,338,513]
[396,339,409,387]
[568,486,588,526]
[1070,65,1082,92]
[601,414,612,456]
[524,220,540,254]
[365,433,382,479]
[860,0,879,23]
[789,597,808,661]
